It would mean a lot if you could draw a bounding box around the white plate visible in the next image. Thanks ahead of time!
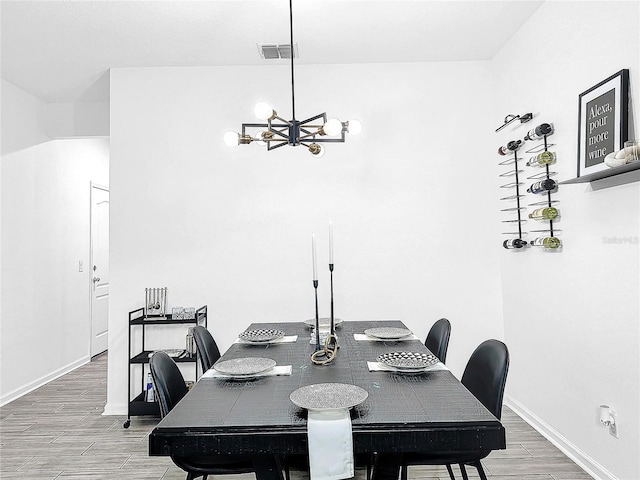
[364,327,412,340]
[304,317,343,328]
[377,352,439,371]
[238,329,285,343]
[213,357,276,377]
[290,383,368,412]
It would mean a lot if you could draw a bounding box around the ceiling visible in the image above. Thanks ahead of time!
[1,0,544,103]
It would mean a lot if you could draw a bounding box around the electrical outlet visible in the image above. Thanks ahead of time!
[609,412,618,438]
[79,260,84,272]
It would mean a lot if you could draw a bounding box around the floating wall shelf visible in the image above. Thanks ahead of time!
[559,162,640,184]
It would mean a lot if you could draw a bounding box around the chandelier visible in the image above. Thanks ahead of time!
[223,0,361,157]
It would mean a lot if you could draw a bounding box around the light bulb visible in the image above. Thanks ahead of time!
[253,131,266,145]
[254,102,274,121]
[224,131,240,147]
[348,119,362,135]
[308,143,325,157]
[323,118,343,136]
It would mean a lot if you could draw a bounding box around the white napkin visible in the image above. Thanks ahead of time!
[307,408,354,480]
[367,361,449,372]
[201,365,292,378]
[354,333,420,342]
[234,335,298,345]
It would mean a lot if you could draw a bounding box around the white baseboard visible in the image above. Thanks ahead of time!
[505,395,617,480]
[102,402,127,416]
[0,356,90,407]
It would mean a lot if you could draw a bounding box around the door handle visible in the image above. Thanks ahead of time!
[92,277,101,283]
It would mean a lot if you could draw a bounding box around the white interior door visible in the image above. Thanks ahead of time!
[90,183,109,357]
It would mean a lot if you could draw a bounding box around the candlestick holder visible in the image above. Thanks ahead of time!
[313,280,321,352]
[311,264,338,365]
[329,263,338,350]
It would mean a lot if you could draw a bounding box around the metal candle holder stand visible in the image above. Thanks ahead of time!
[329,263,337,347]
[311,264,338,365]
[313,280,320,351]
[145,287,168,318]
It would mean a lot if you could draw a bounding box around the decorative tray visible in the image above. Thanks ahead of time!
[147,349,186,358]
[290,383,368,412]
[238,329,285,343]
[213,357,276,377]
[303,317,343,328]
[377,352,439,371]
[364,327,412,340]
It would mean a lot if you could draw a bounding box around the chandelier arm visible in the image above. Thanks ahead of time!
[299,113,328,125]
[272,115,292,126]
[298,131,318,141]
[308,136,347,144]
[270,127,290,139]
[268,141,290,151]
[289,0,296,122]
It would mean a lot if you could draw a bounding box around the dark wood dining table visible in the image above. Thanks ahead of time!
[149,320,505,480]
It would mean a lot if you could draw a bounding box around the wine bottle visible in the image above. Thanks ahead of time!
[146,373,155,402]
[524,123,554,141]
[503,238,527,249]
[527,178,557,194]
[528,207,558,220]
[526,151,556,167]
[497,140,523,156]
[531,236,561,249]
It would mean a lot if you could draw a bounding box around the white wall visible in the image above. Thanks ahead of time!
[45,101,110,138]
[0,80,110,405]
[1,79,49,155]
[105,61,505,414]
[492,2,639,479]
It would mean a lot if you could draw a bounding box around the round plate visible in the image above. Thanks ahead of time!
[364,327,412,340]
[303,317,343,328]
[377,352,439,370]
[239,329,285,343]
[213,357,276,376]
[290,383,368,411]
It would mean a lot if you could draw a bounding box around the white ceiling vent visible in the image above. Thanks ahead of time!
[257,44,298,60]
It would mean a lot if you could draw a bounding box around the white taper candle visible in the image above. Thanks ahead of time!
[329,221,334,264]
[312,234,318,281]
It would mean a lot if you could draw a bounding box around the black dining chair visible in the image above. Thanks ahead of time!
[400,339,509,480]
[149,351,256,480]
[425,318,451,363]
[192,325,222,372]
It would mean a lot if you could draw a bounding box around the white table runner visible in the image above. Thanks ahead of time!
[308,408,354,480]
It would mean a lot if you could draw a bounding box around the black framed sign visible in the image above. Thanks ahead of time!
[577,69,629,178]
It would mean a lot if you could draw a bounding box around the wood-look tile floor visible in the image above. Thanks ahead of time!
[0,353,593,480]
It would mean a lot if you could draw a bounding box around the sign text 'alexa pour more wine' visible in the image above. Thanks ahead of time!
[585,88,615,167]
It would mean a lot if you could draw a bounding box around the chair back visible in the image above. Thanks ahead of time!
[149,351,189,418]
[461,339,509,420]
[192,325,221,372]
[425,318,451,363]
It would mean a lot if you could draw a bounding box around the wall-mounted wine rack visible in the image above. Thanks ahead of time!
[499,145,527,249]
[498,119,562,250]
[524,127,562,250]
